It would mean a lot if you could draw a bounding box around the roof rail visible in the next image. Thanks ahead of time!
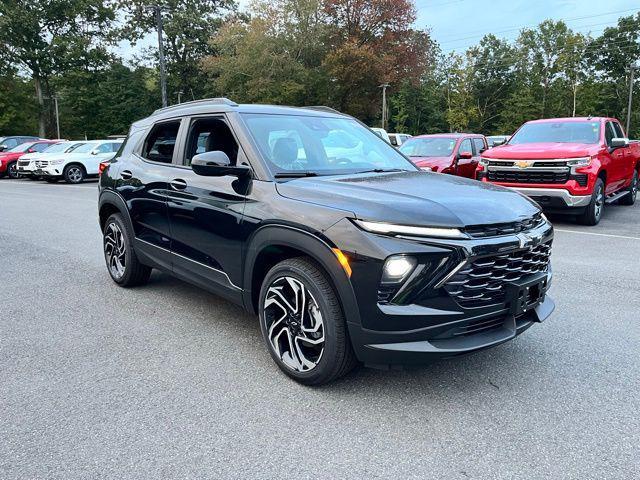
[152,97,238,116]
[303,106,344,115]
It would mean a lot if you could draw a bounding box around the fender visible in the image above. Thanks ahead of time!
[242,224,363,327]
[98,189,134,233]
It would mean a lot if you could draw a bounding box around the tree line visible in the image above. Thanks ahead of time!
[0,0,638,140]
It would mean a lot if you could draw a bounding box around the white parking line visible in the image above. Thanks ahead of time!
[555,228,640,241]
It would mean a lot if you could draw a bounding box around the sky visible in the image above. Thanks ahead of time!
[118,0,640,62]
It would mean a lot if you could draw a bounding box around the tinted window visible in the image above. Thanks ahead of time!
[612,121,625,139]
[472,138,485,154]
[32,142,52,152]
[459,139,472,155]
[93,143,113,154]
[399,137,456,157]
[510,121,601,144]
[3,138,19,148]
[143,122,181,163]
[184,117,238,166]
[8,142,36,153]
[242,114,415,175]
[605,122,615,146]
[74,143,99,153]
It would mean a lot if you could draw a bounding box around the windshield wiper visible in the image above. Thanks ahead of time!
[274,171,320,178]
[355,168,411,174]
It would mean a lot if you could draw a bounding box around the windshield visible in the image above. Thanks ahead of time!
[8,142,36,153]
[510,121,600,145]
[41,142,70,154]
[72,143,98,153]
[241,114,416,176]
[399,137,456,157]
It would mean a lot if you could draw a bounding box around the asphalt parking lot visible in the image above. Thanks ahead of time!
[1,178,639,479]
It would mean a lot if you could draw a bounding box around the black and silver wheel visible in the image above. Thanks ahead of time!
[579,178,605,226]
[64,164,85,184]
[103,213,151,287]
[7,162,18,179]
[620,170,637,206]
[259,257,357,385]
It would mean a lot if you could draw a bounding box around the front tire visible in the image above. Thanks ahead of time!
[103,213,151,287]
[259,257,357,385]
[64,164,85,184]
[619,170,637,206]
[578,178,605,226]
[7,162,18,179]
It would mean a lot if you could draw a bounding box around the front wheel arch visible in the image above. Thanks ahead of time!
[243,226,361,326]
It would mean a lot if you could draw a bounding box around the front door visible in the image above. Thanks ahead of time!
[455,138,478,178]
[164,115,248,301]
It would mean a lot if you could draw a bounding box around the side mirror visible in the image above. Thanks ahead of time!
[90,150,98,155]
[492,140,505,146]
[191,151,252,179]
[610,137,629,148]
[458,151,473,160]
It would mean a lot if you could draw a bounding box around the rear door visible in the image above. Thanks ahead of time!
[612,121,635,188]
[164,114,248,302]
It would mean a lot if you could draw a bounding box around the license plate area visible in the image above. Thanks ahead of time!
[507,273,548,316]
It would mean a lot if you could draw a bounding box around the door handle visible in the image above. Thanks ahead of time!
[170,179,187,190]
[120,170,132,180]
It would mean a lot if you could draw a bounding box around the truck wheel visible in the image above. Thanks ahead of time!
[619,171,637,206]
[7,162,18,179]
[103,213,151,287]
[64,164,85,184]
[259,257,358,385]
[578,178,605,226]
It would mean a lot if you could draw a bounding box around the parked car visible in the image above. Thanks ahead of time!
[0,139,61,179]
[0,135,41,152]
[487,135,510,147]
[34,139,123,183]
[399,133,488,178]
[98,98,554,385]
[16,140,84,179]
[388,133,412,147]
[371,127,391,143]
[478,117,640,225]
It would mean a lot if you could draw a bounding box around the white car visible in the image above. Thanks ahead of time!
[371,127,391,143]
[34,139,123,184]
[16,141,85,179]
[388,133,412,147]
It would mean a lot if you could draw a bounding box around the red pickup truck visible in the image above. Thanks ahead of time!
[477,117,640,225]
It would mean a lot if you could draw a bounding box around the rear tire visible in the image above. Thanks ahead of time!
[64,164,85,184]
[258,257,358,385]
[103,213,151,287]
[578,178,605,226]
[619,170,637,206]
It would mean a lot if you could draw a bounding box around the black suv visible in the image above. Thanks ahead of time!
[98,98,554,385]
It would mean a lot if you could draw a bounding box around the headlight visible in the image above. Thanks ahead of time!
[354,219,468,239]
[381,255,417,284]
[479,158,490,166]
[49,159,63,165]
[566,157,591,167]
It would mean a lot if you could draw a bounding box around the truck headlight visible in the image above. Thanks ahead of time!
[566,157,591,167]
[381,255,417,284]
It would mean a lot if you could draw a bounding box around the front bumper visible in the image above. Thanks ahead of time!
[506,186,591,208]
[33,167,62,177]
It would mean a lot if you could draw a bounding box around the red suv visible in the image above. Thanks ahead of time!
[0,140,60,179]
[399,133,487,178]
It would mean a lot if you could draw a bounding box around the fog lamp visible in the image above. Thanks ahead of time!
[381,255,416,284]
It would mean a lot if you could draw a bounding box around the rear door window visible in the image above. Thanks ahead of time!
[142,121,181,164]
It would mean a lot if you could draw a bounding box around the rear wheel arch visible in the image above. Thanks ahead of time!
[243,226,361,325]
[99,190,134,234]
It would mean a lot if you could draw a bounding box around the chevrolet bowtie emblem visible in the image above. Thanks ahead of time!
[516,160,533,169]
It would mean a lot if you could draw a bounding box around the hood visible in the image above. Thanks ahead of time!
[484,142,599,159]
[276,171,539,228]
[410,156,454,172]
[0,152,22,161]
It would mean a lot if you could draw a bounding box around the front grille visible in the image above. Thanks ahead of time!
[17,160,30,167]
[465,213,545,238]
[444,242,552,308]
[487,170,569,184]
[35,160,49,167]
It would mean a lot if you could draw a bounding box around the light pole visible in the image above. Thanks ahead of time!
[379,83,390,131]
[626,62,638,136]
[177,90,183,104]
[53,96,60,139]
[147,5,168,108]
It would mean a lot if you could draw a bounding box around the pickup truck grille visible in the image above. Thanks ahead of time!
[444,242,552,308]
[465,213,545,238]
[487,170,570,184]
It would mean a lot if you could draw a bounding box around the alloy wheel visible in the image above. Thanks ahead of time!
[632,174,638,202]
[263,276,325,372]
[104,222,126,280]
[8,163,18,179]
[594,185,604,219]
[67,166,83,183]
